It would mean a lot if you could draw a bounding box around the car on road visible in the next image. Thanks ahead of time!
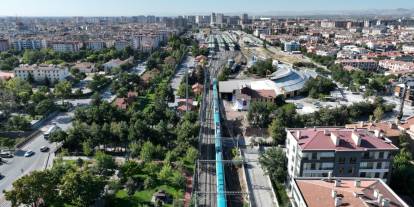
[24,150,34,157]
[314,102,322,108]
[295,103,304,109]
[40,146,49,152]
[0,152,13,158]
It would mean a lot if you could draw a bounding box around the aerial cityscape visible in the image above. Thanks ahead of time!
[0,0,414,207]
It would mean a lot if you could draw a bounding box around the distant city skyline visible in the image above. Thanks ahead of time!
[0,0,413,17]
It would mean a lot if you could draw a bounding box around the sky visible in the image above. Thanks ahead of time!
[0,0,413,16]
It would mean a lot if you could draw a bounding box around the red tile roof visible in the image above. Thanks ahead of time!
[289,128,398,151]
[295,178,409,207]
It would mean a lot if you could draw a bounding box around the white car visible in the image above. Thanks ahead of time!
[24,150,34,157]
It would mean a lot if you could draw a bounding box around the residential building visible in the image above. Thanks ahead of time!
[402,45,414,54]
[12,39,47,51]
[114,40,131,51]
[335,59,379,71]
[284,41,300,52]
[292,177,409,207]
[394,78,414,106]
[72,62,96,73]
[14,64,69,83]
[379,60,414,74]
[50,41,82,52]
[0,39,9,52]
[85,41,105,51]
[285,128,399,189]
[345,122,401,147]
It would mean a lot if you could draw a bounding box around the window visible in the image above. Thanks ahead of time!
[311,163,316,170]
[379,152,384,159]
[338,157,345,164]
[383,172,389,179]
[377,162,383,169]
[338,167,344,175]
[375,173,380,178]
[350,157,357,164]
[360,172,366,177]
[312,152,317,159]
[348,167,354,174]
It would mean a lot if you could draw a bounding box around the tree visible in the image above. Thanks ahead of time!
[158,164,173,181]
[35,99,55,115]
[374,106,384,122]
[259,147,287,183]
[60,170,105,207]
[185,147,198,164]
[4,170,58,207]
[247,101,276,128]
[94,151,116,176]
[125,177,136,196]
[54,80,72,103]
[90,92,102,106]
[140,141,155,162]
[268,119,286,145]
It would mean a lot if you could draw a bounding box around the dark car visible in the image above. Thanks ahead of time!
[0,152,13,158]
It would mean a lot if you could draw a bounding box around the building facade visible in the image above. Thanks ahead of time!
[0,39,9,52]
[50,41,82,52]
[285,128,399,190]
[12,39,47,51]
[14,64,69,83]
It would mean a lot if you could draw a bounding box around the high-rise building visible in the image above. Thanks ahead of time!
[0,39,9,52]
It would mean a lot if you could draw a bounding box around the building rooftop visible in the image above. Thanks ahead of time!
[294,177,409,207]
[288,128,398,151]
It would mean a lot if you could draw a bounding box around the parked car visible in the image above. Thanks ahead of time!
[0,152,13,158]
[40,146,49,152]
[295,103,304,109]
[24,150,34,157]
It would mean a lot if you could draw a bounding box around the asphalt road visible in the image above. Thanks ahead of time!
[242,148,277,207]
[0,112,73,206]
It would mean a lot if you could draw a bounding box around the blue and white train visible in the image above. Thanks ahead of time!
[212,78,227,207]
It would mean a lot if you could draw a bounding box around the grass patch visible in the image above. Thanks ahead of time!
[111,185,184,207]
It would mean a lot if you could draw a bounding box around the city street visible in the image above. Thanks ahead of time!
[170,56,195,97]
[0,112,73,206]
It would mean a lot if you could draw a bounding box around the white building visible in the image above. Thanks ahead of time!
[284,41,300,52]
[51,41,82,52]
[85,41,105,51]
[402,45,414,53]
[379,60,414,74]
[285,127,398,191]
[12,39,47,51]
[14,64,69,83]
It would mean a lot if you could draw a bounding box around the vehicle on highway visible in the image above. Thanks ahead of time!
[24,150,34,157]
[314,102,322,108]
[44,124,60,139]
[0,152,13,158]
[40,146,49,152]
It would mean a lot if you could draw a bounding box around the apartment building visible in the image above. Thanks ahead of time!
[114,40,131,51]
[50,41,82,52]
[14,64,69,83]
[0,39,9,52]
[12,39,47,51]
[85,41,105,51]
[335,59,379,71]
[284,41,300,52]
[285,128,399,190]
[379,60,414,74]
[291,177,409,207]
